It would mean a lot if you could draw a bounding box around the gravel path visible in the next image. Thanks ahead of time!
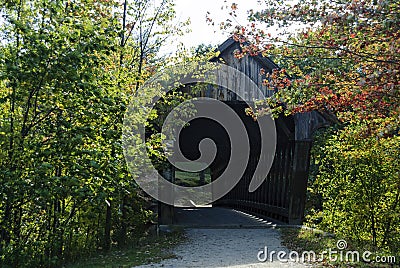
[135,228,312,268]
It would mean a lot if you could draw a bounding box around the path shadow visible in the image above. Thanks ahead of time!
[172,207,280,228]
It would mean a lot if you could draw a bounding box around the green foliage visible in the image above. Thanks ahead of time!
[223,0,400,256]
[0,0,185,267]
[308,125,400,255]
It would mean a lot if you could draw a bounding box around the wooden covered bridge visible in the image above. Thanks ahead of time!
[158,38,330,225]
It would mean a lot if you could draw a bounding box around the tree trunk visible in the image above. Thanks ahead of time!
[104,200,112,251]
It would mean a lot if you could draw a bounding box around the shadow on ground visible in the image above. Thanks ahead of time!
[172,207,279,228]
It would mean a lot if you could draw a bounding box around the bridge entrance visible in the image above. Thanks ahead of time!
[159,101,313,225]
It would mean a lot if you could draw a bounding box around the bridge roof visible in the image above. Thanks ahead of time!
[210,37,334,140]
[211,37,280,71]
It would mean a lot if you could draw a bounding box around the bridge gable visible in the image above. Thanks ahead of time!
[211,38,332,141]
[194,38,278,101]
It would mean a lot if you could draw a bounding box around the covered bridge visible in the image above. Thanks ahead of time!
[159,38,330,225]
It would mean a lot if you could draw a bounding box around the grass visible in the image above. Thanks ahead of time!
[175,168,211,187]
[279,228,397,267]
[66,229,185,268]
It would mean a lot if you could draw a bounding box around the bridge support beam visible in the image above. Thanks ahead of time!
[287,140,312,225]
[158,163,175,225]
[158,202,174,225]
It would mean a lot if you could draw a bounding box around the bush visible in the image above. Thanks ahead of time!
[307,125,400,255]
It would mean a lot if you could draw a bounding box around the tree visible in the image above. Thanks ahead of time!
[221,0,400,254]
[1,1,121,265]
[0,0,185,266]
